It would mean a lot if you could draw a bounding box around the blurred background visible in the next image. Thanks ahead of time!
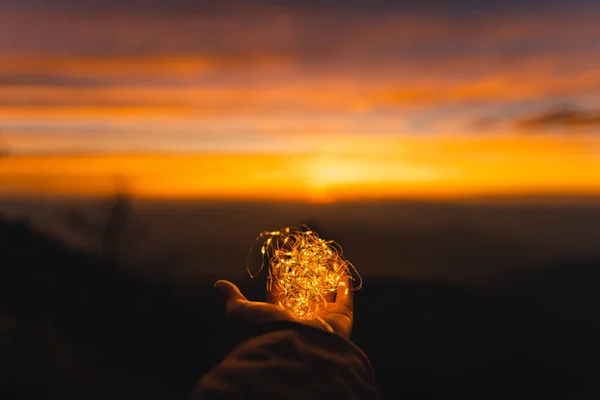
[1,1,599,399]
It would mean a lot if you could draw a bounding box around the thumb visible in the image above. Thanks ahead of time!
[214,280,247,308]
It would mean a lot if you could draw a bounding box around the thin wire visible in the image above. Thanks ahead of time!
[246,225,362,319]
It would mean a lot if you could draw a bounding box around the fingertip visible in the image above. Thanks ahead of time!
[336,280,349,298]
[214,279,227,289]
[214,280,247,304]
[213,280,230,296]
[336,280,353,310]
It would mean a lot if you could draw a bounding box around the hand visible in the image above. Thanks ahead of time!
[214,280,354,339]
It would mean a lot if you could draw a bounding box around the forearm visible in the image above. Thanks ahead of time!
[193,321,380,399]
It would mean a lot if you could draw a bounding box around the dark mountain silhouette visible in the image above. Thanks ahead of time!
[0,216,227,399]
[1,216,598,399]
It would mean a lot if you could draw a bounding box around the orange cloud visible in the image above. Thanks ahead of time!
[2,52,600,133]
[1,7,599,187]
[1,135,598,202]
[0,54,294,81]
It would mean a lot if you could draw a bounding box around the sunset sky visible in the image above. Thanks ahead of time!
[1,0,599,202]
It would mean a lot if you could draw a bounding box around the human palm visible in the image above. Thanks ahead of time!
[215,280,353,339]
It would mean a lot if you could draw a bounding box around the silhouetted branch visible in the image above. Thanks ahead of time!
[63,176,133,266]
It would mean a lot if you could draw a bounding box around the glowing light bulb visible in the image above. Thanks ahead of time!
[246,225,362,319]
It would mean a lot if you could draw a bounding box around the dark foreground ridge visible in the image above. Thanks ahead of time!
[1,217,599,399]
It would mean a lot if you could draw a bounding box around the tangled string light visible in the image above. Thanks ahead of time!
[246,225,362,319]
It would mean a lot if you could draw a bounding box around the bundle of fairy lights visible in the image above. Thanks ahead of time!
[246,225,362,319]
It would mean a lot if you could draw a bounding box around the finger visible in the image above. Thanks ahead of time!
[335,279,353,313]
[214,280,247,310]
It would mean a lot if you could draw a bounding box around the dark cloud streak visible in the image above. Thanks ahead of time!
[0,73,206,88]
[1,0,596,14]
[516,107,600,129]
[0,74,105,88]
